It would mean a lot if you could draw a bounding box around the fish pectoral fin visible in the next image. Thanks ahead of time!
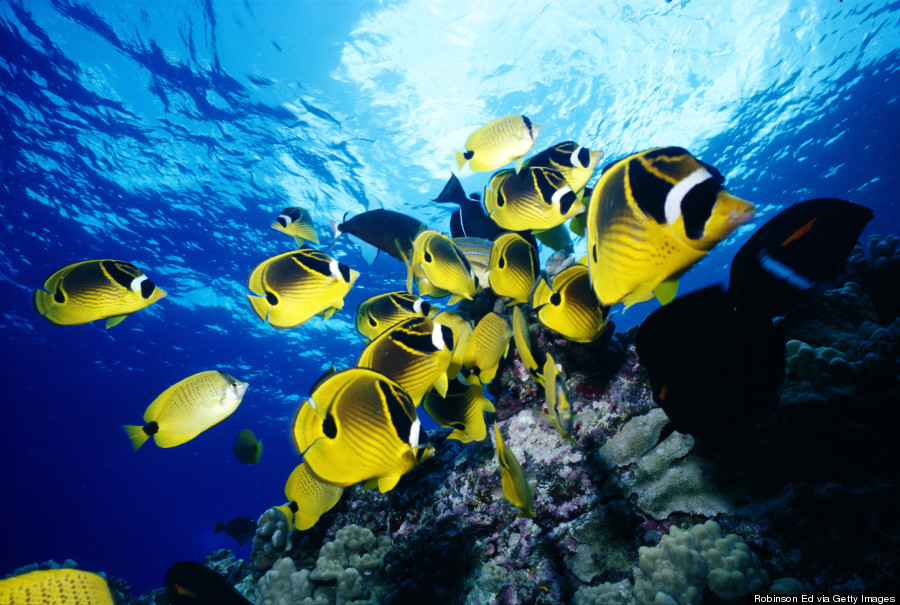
[514,155,524,173]
[321,306,338,320]
[377,474,402,493]
[653,278,679,306]
[292,235,305,248]
[359,478,379,491]
[105,314,129,328]
[432,373,449,398]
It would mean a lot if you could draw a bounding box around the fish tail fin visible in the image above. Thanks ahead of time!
[454,150,467,172]
[531,276,552,309]
[247,295,270,322]
[32,289,54,317]
[123,424,150,451]
[214,520,225,533]
[328,218,343,250]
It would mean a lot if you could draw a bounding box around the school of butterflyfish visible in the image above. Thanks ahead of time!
[29,111,875,533]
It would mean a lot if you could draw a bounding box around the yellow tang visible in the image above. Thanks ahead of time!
[461,312,513,385]
[542,353,578,447]
[523,141,604,194]
[291,368,433,493]
[423,378,495,443]
[432,310,474,380]
[271,207,319,247]
[277,462,344,531]
[124,370,248,450]
[487,233,539,305]
[247,248,359,329]
[233,428,263,464]
[0,568,118,605]
[586,147,755,307]
[531,262,610,343]
[494,423,534,518]
[483,167,586,232]
[454,114,541,173]
[511,305,544,386]
[451,236,493,291]
[33,259,166,328]
[356,316,455,406]
[405,230,478,304]
[355,291,435,342]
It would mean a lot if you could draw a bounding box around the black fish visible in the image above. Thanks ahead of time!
[214,516,257,547]
[433,173,504,240]
[329,209,426,264]
[729,198,873,319]
[165,561,251,605]
[635,285,784,447]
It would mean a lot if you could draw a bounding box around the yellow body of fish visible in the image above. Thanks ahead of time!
[247,248,359,329]
[483,167,586,232]
[124,370,248,450]
[432,310,474,380]
[423,379,495,443]
[586,147,755,307]
[233,428,263,464]
[452,237,493,290]
[291,368,432,492]
[405,230,478,304]
[523,141,603,194]
[271,207,319,246]
[493,423,534,518]
[455,114,541,173]
[511,305,544,386]
[355,291,435,342]
[0,568,116,605]
[33,259,166,328]
[487,233,539,304]
[461,312,513,385]
[282,462,343,531]
[531,263,609,343]
[356,316,455,406]
[542,354,578,447]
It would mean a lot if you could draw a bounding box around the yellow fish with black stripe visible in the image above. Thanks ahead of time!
[542,353,578,447]
[291,368,433,492]
[531,262,610,343]
[461,311,513,385]
[247,248,359,329]
[423,378,495,443]
[487,233,540,305]
[454,114,541,173]
[483,167,585,232]
[405,230,478,304]
[586,147,755,307]
[124,370,248,450]
[0,568,120,605]
[452,236,493,290]
[275,462,344,531]
[511,305,544,386]
[271,206,319,247]
[33,259,166,328]
[523,141,603,195]
[494,423,534,518]
[356,291,436,342]
[432,310,474,380]
[356,316,455,406]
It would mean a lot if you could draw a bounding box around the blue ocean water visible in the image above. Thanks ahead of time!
[1,0,898,597]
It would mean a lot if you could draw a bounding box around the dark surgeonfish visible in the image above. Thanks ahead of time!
[214,516,257,547]
[165,561,251,605]
[635,285,785,447]
[329,209,426,264]
[433,173,505,240]
[728,197,874,319]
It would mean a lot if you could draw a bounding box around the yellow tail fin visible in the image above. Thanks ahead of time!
[454,150,467,171]
[123,425,150,450]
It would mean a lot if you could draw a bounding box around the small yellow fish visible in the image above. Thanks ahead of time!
[423,378,495,443]
[494,423,534,518]
[455,114,541,173]
[0,568,117,605]
[405,230,478,304]
[487,233,539,305]
[511,305,544,386]
[356,291,436,342]
[531,262,609,342]
[483,167,586,232]
[279,462,344,531]
[247,248,359,329]
[232,428,263,464]
[523,141,603,194]
[271,207,319,247]
[542,354,578,447]
[33,259,166,328]
[461,312,513,385]
[432,310,474,380]
[124,370,248,450]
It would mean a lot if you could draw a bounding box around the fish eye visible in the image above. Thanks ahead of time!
[266,290,278,305]
[550,292,562,306]
[498,257,506,269]
[424,252,433,263]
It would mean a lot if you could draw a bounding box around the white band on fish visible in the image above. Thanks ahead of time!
[665,167,713,224]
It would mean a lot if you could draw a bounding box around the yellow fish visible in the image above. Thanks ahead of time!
[494,423,534,518]
[291,368,433,492]
[586,147,755,307]
[531,262,609,342]
[461,312,513,385]
[232,428,263,464]
[124,370,248,449]
[487,233,539,305]
[423,378,495,443]
[523,141,603,194]
[33,259,166,328]
[271,207,319,247]
[405,230,478,304]
[542,353,578,447]
[277,462,344,531]
[356,316,455,405]
[356,291,436,342]
[432,310,474,380]
[511,305,544,386]
[483,167,586,232]
[0,568,117,605]
[454,114,541,173]
[247,248,359,329]
[451,236,493,291]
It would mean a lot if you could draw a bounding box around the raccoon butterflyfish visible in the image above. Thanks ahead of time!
[356,316,455,405]
[356,291,436,342]
[434,173,504,240]
[728,197,873,320]
[586,146,755,308]
[123,370,248,450]
[271,206,319,247]
[635,285,784,448]
[452,236,493,290]
[542,354,578,447]
[423,377,495,443]
[487,232,540,305]
[460,311,513,385]
[279,462,344,531]
[432,310,474,380]
[165,561,252,605]
[0,568,120,605]
[329,209,426,265]
[493,423,534,518]
[483,166,585,232]
[511,305,544,386]
[33,259,166,328]
[232,429,262,464]
[291,368,434,492]
[246,248,359,329]
[523,141,603,195]
[405,230,478,304]
[214,516,257,546]
[454,114,541,173]
[531,262,610,343]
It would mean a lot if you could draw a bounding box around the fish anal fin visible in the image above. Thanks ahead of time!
[377,474,402,493]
